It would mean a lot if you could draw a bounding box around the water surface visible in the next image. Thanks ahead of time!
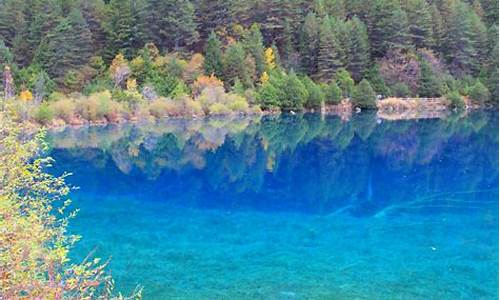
[48,111,499,299]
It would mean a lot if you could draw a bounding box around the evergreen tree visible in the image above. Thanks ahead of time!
[405,0,434,49]
[365,65,390,96]
[444,1,479,76]
[105,0,142,58]
[386,8,411,52]
[418,60,443,97]
[158,0,199,51]
[223,42,250,88]
[352,79,377,109]
[430,4,445,52]
[281,71,308,111]
[302,76,325,109]
[335,68,355,98]
[242,23,266,77]
[299,12,320,76]
[323,81,342,104]
[196,0,234,40]
[346,17,370,81]
[36,9,93,81]
[316,16,343,81]
[469,80,490,103]
[80,0,108,55]
[483,25,498,102]
[204,31,224,78]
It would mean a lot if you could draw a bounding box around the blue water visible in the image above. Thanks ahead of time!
[47,111,499,299]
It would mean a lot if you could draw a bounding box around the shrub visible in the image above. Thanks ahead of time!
[34,103,54,125]
[50,98,75,122]
[335,68,355,98]
[183,97,204,116]
[0,112,139,299]
[197,86,226,112]
[302,76,325,109]
[112,89,143,104]
[208,102,231,115]
[323,81,342,105]
[226,94,249,111]
[391,83,412,97]
[148,99,173,118]
[82,78,113,95]
[192,74,224,97]
[446,91,465,110]
[352,79,377,109]
[280,72,308,111]
[76,91,123,121]
[48,91,67,102]
[469,81,490,104]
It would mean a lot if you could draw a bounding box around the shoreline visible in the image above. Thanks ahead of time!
[17,98,494,131]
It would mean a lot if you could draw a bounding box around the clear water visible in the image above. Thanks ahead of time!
[47,111,499,299]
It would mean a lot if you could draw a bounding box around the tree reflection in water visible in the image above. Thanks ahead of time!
[48,111,498,216]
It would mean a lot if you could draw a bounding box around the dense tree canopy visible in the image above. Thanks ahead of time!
[0,0,497,108]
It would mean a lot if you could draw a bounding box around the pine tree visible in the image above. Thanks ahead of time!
[105,0,144,59]
[299,12,320,76]
[368,0,397,57]
[281,71,308,111]
[223,42,250,88]
[444,1,479,76]
[386,8,411,52]
[405,0,434,49]
[37,9,93,81]
[430,4,445,53]
[79,0,108,55]
[352,79,376,109]
[418,60,443,97]
[204,31,224,78]
[242,23,266,77]
[346,17,370,81]
[316,16,343,81]
[158,0,199,51]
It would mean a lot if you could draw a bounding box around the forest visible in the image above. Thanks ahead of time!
[0,0,498,123]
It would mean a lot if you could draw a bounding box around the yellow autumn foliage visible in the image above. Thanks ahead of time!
[264,48,276,70]
[127,78,138,91]
[260,71,270,84]
[19,90,33,101]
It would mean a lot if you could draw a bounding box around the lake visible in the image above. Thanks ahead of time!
[47,111,498,299]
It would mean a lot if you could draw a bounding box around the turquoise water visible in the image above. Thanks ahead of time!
[47,111,499,299]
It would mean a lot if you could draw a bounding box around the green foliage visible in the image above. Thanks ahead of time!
[365,65,390,96]
[302,76,325,109]
[351,79,377,109]
[243,24,266,77]
[469,81,490,103]
[35,9,93,82]
[280,71,308,111]
[446,90,465,109]
[317,16,343,80]
[204,31,224,78]
[392,82,412,97]
[406,0,434,49]
[345,17,370,81]
[34,103,54,124]
[418,60,443,97]
[0,111,141,298]
[322,81,342,105]
[335,68,354,98]
[0,0,494,108]
[257,70,309,111]
[223,42,251,88]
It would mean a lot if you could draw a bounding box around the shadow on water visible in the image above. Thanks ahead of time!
[46,111,499,299]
